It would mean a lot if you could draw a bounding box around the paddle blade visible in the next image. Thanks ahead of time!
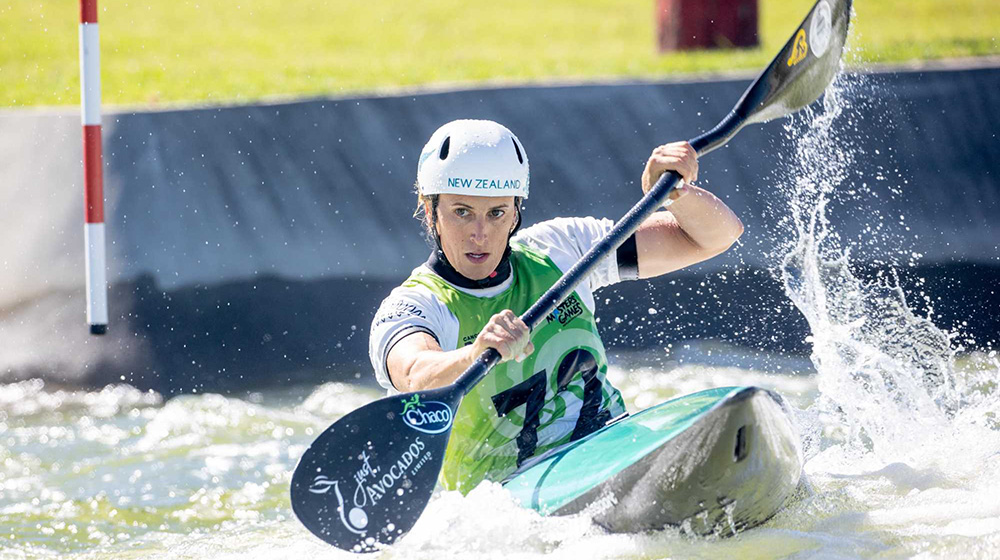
[290,386,461,552]
[741,0,852,125]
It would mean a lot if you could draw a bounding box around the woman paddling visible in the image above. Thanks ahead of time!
[369,119,744,492]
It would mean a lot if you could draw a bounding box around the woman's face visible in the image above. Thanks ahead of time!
[430,194,517,281]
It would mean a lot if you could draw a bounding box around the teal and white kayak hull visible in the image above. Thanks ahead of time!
[502,386,802,535]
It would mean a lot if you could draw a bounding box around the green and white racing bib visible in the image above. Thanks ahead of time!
[369,217,632,491]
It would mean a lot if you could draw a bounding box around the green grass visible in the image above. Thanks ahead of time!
[1,0,997,108]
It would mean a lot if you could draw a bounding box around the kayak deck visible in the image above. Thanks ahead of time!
[502,386,802,535]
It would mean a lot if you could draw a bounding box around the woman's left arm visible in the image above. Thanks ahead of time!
[634,141,744,279]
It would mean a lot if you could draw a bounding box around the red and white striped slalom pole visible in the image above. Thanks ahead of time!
[80,0,108,335]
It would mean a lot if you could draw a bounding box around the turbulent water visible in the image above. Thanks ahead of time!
[4,76,1000,559]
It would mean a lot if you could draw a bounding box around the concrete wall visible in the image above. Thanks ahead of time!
[1,66,997,393]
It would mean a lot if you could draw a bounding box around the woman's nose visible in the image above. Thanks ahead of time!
[470,220,487,243]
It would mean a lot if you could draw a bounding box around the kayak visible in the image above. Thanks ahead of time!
[502,386,803,535]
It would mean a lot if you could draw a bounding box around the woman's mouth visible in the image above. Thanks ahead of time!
[465,252,490,264]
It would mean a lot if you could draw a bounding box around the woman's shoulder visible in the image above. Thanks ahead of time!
[375,268,443,319]
[512,216,625,294]
[513,216,614,255]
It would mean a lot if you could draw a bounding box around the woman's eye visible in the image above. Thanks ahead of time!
[490,209,506,218]
[455,208,469,217]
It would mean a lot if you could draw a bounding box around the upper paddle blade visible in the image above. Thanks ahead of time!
[290,385,461,552]
[740,0,853,125]
[691,0,852,156]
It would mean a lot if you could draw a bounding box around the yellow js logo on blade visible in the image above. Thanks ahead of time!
[787,29,809,66]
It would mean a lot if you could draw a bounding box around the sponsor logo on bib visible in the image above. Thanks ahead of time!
[546,295,583,325]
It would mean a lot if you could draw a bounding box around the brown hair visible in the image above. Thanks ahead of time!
[413,189,439,242]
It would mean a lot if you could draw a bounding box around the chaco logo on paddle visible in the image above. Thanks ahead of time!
[400,395,453,434]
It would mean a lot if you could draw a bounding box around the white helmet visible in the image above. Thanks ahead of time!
[416,119,529,199]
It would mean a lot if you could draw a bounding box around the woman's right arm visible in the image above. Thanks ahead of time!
[386,310,534,392]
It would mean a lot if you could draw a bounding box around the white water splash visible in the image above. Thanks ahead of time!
[771,70,1000,551]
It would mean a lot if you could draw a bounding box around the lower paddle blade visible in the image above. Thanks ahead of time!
[290,386,461,552]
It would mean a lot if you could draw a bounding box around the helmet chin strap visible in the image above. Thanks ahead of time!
[426,202,522,290]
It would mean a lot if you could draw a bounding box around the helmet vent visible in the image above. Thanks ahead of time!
[512,138,524,164]
[439,136,451,160]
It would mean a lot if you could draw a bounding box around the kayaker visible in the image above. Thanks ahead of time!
[369,119,744,492]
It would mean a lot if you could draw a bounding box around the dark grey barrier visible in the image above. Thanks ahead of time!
[1,66,997,393]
